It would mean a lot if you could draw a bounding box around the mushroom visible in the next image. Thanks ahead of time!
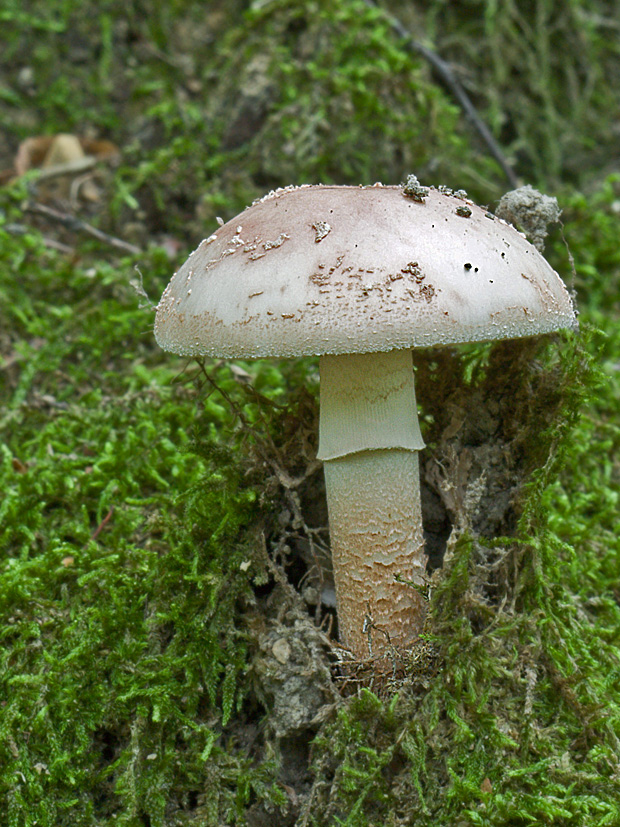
[154,184,577,665]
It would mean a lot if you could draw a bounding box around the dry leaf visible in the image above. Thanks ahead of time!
[2,133,120,188]
[14,135,56,175]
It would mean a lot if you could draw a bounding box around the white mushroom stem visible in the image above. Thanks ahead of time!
[317,349,428,661]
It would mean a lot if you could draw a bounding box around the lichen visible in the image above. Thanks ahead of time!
[495,185,562,252]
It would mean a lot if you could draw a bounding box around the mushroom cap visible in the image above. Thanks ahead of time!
[154,184,577,359]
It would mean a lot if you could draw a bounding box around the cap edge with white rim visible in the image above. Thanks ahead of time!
[154,184,578,360]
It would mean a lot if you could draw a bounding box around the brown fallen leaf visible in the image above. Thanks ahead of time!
[11,457,28,473]
[14,133,120,176]
[2,133,120,196]
[39,134,100,201]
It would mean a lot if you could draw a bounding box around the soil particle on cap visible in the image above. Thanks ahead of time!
[401,261,424,283]
[263,233,290,251]
[456,205,472,218]
[310,271,330,287]
[312,221,331,242]
[401,173,429,202]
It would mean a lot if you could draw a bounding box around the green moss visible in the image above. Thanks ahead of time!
[0,200,282,824]
[1,1,620,823]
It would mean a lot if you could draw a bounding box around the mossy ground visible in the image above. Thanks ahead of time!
[1,1,619,825]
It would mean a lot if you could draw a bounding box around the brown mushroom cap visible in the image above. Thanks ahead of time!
[154,184,577,359]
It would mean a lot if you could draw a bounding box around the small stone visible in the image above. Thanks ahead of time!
[302,586,319,606]
[272,638,292,664]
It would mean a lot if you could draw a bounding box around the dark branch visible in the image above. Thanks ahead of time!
[362,0,519,188]
[25,201,142,255]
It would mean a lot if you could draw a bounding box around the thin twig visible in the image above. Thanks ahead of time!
[33,156,97,182]
[91,507,114,541]
[559,219,578,297]
[362,0,519,188]
[4,222,75,254]
[25,201,142,255]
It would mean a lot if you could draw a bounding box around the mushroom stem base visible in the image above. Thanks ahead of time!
[323,449,427,662]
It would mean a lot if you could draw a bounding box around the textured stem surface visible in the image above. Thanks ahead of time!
[318,350,427,660]
[323,450,427,658]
